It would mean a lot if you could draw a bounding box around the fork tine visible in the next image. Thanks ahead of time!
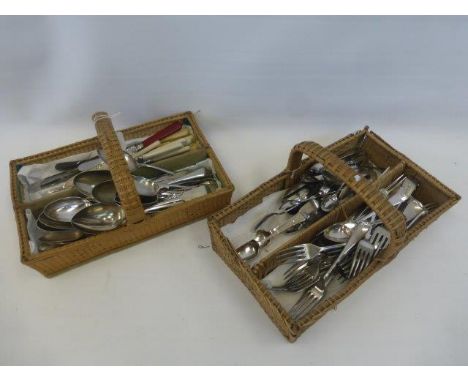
[381,236,390,249]
[285,272,309,287]
[275,247,306,261]
[292,294,319,320]
[268,272,309,292]
[356,252,370,275]
[352,255,364,278]
[281,251,308,261]
[284,261,308,279]
[276,245,305,257]
[348,253,360,278]
[287,272,317,290]
[286,268,317,287]
[349,257,358,278]
[282,254,309,263]
[363,250,375,269]
[373,234,384,249]
[424,202,437,211]
[276,253,307,264]
[290,295,314,319]
[286,280,310,292]
[289,293,310,318]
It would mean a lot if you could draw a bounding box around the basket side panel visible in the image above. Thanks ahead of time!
[26,189,233,276]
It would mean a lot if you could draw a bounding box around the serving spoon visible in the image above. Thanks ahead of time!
[43,196,92,223]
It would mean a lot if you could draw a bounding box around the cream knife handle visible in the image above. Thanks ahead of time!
[147,145,191,162]
[134,140,161,157]
[140,136,193,161]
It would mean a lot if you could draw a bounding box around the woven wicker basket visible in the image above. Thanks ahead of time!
[10,111,234,277]
[208,127,460,342]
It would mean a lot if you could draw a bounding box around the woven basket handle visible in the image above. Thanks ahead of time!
[92,111,146,225]
[286,141,407,255]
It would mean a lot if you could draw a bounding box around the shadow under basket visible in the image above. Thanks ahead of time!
[207,127,460,342]
[10,111,234,277]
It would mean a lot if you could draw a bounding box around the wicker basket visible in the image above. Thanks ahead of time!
[208,127,460,342]
[10,111,234,277]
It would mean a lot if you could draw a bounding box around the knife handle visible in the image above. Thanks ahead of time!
[142,121,183,147]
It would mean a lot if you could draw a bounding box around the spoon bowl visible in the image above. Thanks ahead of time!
[43,196,92,223]
[37,225,84,244]
[71,204,126,232]
[74,170,113,198]
[98,148,138,172]
[133,176,159,196]
[236,240,261,261]
[38,212,74,230]
[320,193,339,212]
[123,152,138,172]
[92,180,117,204]
[324,220,358,243]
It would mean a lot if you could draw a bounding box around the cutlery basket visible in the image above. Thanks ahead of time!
[10,111,234,277]
[208,127,460,342]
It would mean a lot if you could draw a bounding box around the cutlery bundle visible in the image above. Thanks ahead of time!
[10,111,233,275]
[209,128,459,341]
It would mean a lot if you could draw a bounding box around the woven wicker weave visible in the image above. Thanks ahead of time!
[208,128,460,342]
[10,111,234,277]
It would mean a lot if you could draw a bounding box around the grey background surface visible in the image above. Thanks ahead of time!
[0,16,467,365]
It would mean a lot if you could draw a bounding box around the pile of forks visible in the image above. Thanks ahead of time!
[262,175,436,320]
[236,151,386,261]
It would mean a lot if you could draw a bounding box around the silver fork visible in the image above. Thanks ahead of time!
[265,244,343,292]
[347,200,436,278]
[369,226,391,251]
[348,239,380,278]
[274,242,345,264]
[289,275,333,320]
[289,221,372,320]
[267,257,322,292]
[265,243,344,292]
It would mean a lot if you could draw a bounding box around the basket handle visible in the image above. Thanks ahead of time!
[92,111,146,225]
[286,141,407,256]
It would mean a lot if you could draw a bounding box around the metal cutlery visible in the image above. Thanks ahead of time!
[289,221,372,320]
[274,242,345,264]
[236,199,321,261]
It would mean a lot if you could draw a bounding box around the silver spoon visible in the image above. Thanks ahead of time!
[122,152,139,172]
[74,170,113,198]
[37,212,74,230]
[37,225,84,244]
[71,204,126,233]
[324,177,417,243]
[43,196,92,223]
[324,220,359,243]
[92,180,118,204]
